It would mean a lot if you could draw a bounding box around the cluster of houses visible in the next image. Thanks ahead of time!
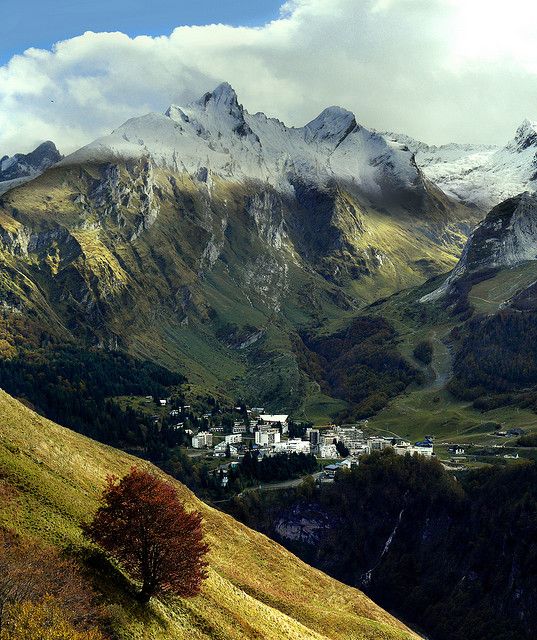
[494,428,525,437]
[191,411,435,463]
[312,425,434,459]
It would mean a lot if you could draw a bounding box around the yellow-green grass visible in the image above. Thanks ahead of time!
[71,228,130,286]
[341,207,462,305]
[468,261,537,314]
[0,389,418,640]
[1,166,84,224]
[368,385,537,448]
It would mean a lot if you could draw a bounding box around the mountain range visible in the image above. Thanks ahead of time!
[0,83,537,419]
[385,118,537,209]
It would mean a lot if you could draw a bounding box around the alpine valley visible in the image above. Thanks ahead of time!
[3,82,537,640]
[1,84,537,420]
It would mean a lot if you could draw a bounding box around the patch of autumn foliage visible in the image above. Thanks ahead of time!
[0,529,106,638]
[84,467,209,602]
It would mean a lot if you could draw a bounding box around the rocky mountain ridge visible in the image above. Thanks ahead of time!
[422,191,537,302]
[64,82,430,209]
[385,120,537,209]
[0,140,62,194]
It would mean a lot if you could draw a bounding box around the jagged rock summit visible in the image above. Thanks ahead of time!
[512,119,537,151]
[303,106,358,144]
[0,140,62,194]
[63,82,427,207]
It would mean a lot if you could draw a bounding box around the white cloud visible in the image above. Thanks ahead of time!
[1,0,537,155]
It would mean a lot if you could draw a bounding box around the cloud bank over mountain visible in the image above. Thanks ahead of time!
[2,0,537,154]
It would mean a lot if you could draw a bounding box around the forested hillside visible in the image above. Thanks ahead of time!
[228,452,537,640]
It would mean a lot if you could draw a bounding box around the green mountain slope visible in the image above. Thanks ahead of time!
[0,388,419,640]
[0,156,478,416]
[363,258,537,445]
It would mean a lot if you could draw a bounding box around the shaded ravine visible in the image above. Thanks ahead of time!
[360,506,406,586]
[357,502,431,640]
[428,330,453,390]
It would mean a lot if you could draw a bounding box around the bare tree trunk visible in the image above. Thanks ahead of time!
[138,581,154,603]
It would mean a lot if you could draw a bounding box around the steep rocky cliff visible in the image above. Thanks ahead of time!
[422,192,537,303]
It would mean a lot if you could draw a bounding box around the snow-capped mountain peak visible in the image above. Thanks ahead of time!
[304,106,357,144]
[59,83,440,207]
[511,118,537,152]
[387,119,537,210]
[195,81,241,112]
[166,82,259,145]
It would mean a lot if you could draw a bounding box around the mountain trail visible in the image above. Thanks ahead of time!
[428,330,453,390]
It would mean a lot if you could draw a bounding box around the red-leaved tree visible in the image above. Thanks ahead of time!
[84,467,209,602]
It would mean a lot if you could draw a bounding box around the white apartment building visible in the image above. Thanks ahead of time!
[352,443,370,456]
[214,442,238,457]
[393,443,434,457]
[192,431,213,449]
[367,436,394,451]
[259,414,289,433]
[225,433,243,444]
[273,438,311,455]
[232,422,248,434]
[334,427,366,455]
[320,431,339,446]
[255,428,280,446]
[319,443,338,458]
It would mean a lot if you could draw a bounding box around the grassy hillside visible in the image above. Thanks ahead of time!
[0,389,418,640]
[365,270,537,450]
[0,159,480,419]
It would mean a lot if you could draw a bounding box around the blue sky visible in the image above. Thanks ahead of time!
[0,0,283,65]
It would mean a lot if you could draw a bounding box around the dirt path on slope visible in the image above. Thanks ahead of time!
[428,330,453,391]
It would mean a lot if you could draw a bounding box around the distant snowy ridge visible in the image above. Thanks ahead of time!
[62,82,427,205]
[0,141,62,195]
[384,122,537,209]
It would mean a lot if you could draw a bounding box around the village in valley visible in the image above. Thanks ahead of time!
[137,393,438,490]
[115,386,535,497]
[195,412,434,477]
